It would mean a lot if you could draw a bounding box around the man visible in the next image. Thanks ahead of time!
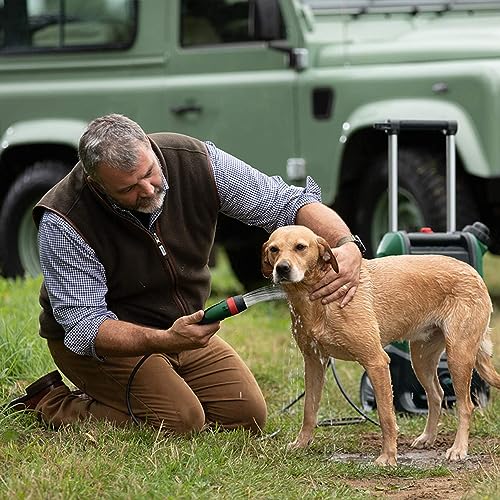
[9,114,362,433]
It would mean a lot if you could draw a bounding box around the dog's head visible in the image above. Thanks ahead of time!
[261,225,339,284]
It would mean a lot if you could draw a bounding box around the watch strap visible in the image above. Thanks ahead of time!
[336,234,366,255]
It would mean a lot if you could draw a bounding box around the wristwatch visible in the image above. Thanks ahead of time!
[336,234,366,255]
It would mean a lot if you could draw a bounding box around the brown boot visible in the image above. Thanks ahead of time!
[7,371,64,411]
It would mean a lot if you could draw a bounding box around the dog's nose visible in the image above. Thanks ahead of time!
[276,260,291,278]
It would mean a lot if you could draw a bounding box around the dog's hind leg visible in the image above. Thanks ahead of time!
[409,333,446,449]
[443,324,478,461]
[362,348,399,466]
[288,348,327,450]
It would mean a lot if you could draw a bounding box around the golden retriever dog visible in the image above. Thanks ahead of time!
[261,225,499,466]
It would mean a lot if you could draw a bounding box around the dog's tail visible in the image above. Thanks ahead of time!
[475,331,500,389]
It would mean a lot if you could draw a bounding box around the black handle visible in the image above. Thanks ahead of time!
[170,104,203,116]
[374,119,457,135]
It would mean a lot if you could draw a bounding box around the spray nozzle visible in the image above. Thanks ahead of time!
[199,295,247,324]
[198,285,287,324]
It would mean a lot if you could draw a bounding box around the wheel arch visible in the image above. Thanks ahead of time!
[0,119,83,208]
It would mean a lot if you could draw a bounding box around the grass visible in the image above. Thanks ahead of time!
[0,250,499,498]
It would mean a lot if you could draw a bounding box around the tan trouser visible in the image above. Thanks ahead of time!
[37,336,267,434]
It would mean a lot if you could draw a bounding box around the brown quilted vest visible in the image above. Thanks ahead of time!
[33,133,219,340]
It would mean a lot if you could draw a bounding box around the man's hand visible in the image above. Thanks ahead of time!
[95,311,220,357]
[295,202,363,307]
[167,310,220,350]
[308,242,362,307]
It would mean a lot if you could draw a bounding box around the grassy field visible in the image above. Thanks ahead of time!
[0,251,499,499]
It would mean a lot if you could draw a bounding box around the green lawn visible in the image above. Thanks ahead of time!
[0,251,499,499]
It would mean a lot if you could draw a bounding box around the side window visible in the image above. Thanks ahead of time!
[180,0,285,47]
[0,0,136,53]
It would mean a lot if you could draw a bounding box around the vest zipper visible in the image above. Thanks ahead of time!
[152,226,191,316]
[153,232,167,256]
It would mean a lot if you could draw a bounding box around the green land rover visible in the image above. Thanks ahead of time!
[1,0,500,287]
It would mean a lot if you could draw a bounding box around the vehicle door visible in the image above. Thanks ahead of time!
[164,0,297,176]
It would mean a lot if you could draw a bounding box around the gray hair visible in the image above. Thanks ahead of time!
[79,114,150,178]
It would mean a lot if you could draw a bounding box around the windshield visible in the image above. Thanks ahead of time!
[302,1,500,12]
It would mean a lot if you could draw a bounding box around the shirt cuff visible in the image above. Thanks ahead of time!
[63,311,118,361]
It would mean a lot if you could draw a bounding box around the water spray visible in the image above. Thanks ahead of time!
[199,285,287,324]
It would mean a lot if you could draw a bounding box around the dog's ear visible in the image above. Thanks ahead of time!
[261,242,274,278]
[316,237,339,273]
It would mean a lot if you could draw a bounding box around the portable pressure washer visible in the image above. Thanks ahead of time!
[360,119,492,414]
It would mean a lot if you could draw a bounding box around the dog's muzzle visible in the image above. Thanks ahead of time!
[274,260,292,282]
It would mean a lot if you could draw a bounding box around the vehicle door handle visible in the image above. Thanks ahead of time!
[170,104,203,116]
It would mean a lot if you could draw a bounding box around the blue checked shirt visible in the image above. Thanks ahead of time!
[39,142,322,358]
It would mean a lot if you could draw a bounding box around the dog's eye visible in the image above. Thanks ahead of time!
[295,243,307,251]
[269,246,279,253]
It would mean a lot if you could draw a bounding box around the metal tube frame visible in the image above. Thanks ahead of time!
[386,129,457,234]
[388,132,399,232]
[446,133,456,232]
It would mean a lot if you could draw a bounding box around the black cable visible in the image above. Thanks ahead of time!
[125,353,151,425]
[328,357,379,427]
[280,390,304,413]
[280,357,379,427]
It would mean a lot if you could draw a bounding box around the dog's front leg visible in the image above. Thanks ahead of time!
[288,349,327,450]
[364,354,399,466]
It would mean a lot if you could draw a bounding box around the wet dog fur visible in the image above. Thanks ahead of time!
[261,225,500,465]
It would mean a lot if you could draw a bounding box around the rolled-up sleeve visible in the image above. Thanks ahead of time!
[205,142,322,233]
[38,211,117,358]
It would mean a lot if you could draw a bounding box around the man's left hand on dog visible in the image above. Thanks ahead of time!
[308,241,363,308]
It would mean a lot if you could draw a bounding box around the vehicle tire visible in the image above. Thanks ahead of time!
[356,148,480,256]
[0,161,70,278]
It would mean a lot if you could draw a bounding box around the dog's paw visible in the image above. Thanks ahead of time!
[287,436,312,451]
[374,453,397,466]
[411,433,436,449]
[445,445,468,461]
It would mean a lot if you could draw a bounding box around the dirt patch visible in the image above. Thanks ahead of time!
[329,446,492,471]
[345,476,467,499]
[330,449,489,468]
[328,434,497,498]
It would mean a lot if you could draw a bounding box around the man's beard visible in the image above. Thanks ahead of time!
[134,185,167,213]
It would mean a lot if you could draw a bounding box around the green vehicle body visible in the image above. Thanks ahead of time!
[1,0,500,286]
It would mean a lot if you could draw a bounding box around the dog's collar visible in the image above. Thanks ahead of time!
[336,234,366,255]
